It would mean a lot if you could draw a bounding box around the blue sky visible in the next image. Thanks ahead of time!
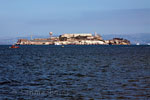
[0,0,150,43]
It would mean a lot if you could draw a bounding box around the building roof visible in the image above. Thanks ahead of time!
[61,33,92,38]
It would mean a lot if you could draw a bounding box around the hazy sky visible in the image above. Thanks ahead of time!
[0,0,150,40]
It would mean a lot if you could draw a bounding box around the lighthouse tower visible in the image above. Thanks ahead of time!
[94,32,97,36]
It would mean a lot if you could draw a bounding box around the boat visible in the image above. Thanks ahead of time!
[9,45,19,48]
[54,42,61,45]
[136,43,140,45]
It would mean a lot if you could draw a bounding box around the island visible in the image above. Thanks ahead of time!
[16,32,130,45]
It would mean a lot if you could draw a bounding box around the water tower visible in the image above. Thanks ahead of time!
[49,32,53,40]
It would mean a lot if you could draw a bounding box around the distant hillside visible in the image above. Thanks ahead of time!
[0,35,59,45]
[1,33,150,45]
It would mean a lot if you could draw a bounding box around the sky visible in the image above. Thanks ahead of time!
[0,0,150,43]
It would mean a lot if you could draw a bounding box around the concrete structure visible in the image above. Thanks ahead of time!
[61,33,92,38]
[16,32,130,45]
[59,33,102,41]
[16,39,53,45]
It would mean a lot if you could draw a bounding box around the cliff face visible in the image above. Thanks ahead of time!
[16,33,130,45]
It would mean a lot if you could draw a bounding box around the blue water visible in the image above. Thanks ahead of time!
[0,45,150,100]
